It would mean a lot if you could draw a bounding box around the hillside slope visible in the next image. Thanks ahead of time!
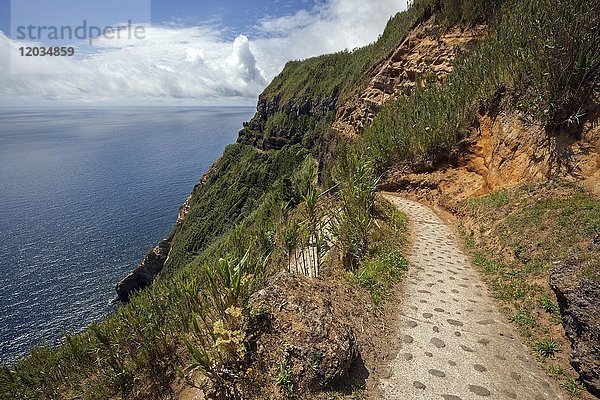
[1,0,598,399]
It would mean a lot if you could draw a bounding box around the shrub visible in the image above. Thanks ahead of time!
[361,0,600,171]
[332,146,379,269]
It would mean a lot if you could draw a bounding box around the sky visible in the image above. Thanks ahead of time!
[0,0,408,105]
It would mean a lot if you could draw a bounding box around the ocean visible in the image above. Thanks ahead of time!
[0,106,255,363]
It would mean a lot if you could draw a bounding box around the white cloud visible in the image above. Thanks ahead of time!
[252,0,408,80]
[0,0,407,104]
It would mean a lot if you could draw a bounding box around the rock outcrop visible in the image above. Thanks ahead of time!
[238,96,336,150]
[177,195,192,226]
[244,274,358,397]
[116,238,171,302]
[332,17,486,137]
[380,109,600,206]
[550,258,600,397]
[115,166,212,302]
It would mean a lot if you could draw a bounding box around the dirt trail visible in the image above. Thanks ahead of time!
[379,194,563,399]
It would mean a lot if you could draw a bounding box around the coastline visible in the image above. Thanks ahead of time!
[115,156,223,302]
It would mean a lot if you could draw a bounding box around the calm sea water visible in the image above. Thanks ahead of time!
[0,106,255,363]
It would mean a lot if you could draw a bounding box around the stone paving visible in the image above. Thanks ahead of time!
[379,195,563,399]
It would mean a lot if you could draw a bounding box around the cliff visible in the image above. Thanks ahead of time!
[552,258,600,397]
[332,18,485,137]
[3,0,598,399]
[237,95,337,151]
[116,239,171,302]
[115,161,218,302]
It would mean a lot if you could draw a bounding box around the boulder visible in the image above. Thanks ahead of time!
[246,273,358,395]
[550,259,600,397]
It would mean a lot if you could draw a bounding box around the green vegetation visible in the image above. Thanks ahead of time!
[533,338,561,359]
[462,184,600,273]
[0,143,403,399]
[539,296,560,316]
[259,111,336,149]
[183,250,268,389]
[359,0,599,170]
[466,184,600,284]
[332,146,380,269]
[2,0,598,397]
[355,247,407,305]
[326,386,366,400]
[0,144,314,399]
[274,156,330,276]
[439,0,501,25]
[459,182,599,393]
[262,0,505,108]
[329,146,408,304]
[166,144,310,271]
[509,307,537,337]
[560,379,585,397]
[352,197,409,305]
[275,359,294,398]
[261,0,431,106]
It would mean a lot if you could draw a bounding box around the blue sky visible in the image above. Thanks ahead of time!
[0,0,320,39]
[0,0,408,105]
[151,0,320,36]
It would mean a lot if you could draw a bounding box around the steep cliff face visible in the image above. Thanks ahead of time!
[333,17,485,137]
[115,165,214,302]
[237,95,337,151]
[116,239,171,302]
[8,1,600,399]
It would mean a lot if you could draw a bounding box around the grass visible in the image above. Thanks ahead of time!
[470,249,538,303]
[260,0,436,106]
[509,307,537,337]
[332,146,380,269]
[166,144,310,271]
[533,338,561,358]
[459,183,599,396]
[547,365,568,378]
[351,197,409,305]
[547,365,585,396]
[355,247,408,305]
[247,0,507,151]
[2,0,598,397]
[329,147,409,305]
[358,0,599,171]
[326,386,366,400]
[468,190,510,209]
[275,359,294,398]
[239,0,436,151]
[539,296,560,316]
[0,147,316,399]
[560,379,585,397]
